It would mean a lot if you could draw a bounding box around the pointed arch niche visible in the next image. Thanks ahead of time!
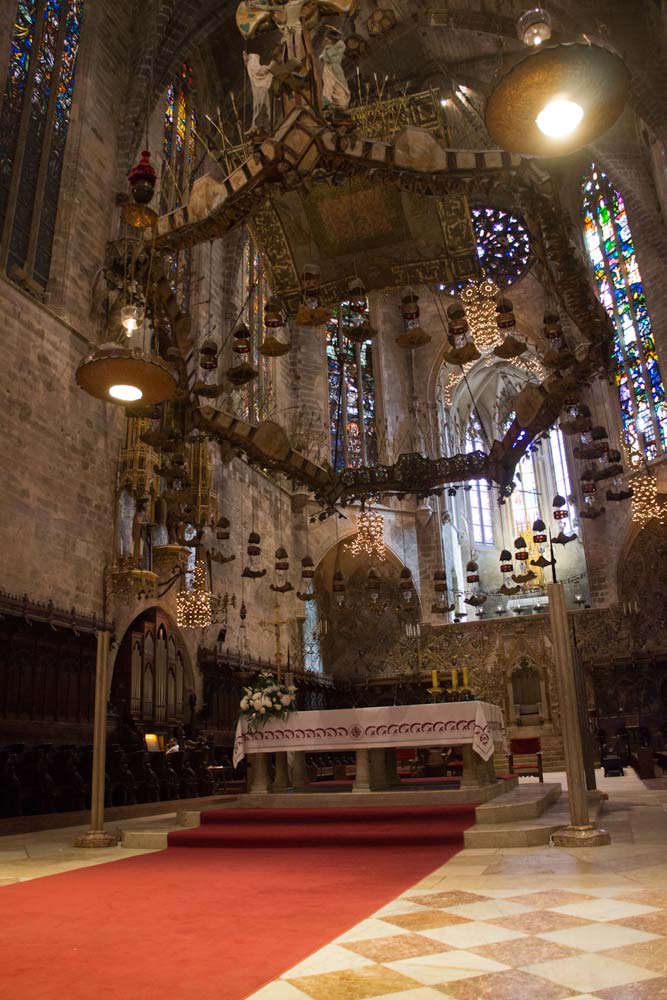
[110,608,194,735]
[436,357,589,611]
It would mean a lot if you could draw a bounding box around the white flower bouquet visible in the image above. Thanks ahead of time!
[239,671,297,731]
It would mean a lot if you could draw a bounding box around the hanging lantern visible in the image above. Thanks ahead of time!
[296,555,317,601]
[432,569,454,614]
[606,478,633,503]
[541,312,572,367]
[532,518,547,544]
[210,516,235,564]
[242,531,266,578]
[552,494,569,520]
[396,289,431,350]
[493,297,527,358]
[226,322,258,387]
[270,546,294,593]
[399,566,414,603]
[199,339,218,371]
[445,301,481,364]
[561,403,592,436]
[499,549,513,574]
[498,549,520,596]
[333,569,347,608]
[516,7,552,46]
[128,150,157,205]
[466,559,479,584]
[259,298,290,357]
[514,535,529,560]
[120,303,144,336]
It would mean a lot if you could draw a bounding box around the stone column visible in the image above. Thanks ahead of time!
[353,748,371,792]
[385,748,401,788]
[248,752,271,794]
[290,751,307,791]
[369,748,389,790]
[547,582,610,846]
[75,629,118,847]
[273,752,289,792]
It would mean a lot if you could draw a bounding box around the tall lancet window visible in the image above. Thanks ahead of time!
[466,416,493,544]
[161,63,196,308]
[582,164,667,463]
[326,302,377,469]
[0,0,84,289]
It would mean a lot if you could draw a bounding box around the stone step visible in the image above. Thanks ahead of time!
[465,789,605,848]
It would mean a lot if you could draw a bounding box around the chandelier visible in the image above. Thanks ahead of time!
[351,509,386,561]
[176,558,215,628]
[461,279,502,353]
[631,471,666,528]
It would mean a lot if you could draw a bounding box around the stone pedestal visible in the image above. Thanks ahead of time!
[551,824,610,847]
[290,751,307,791]
[248,752,271,794]
[273,752,289,792]
[353,748,371,792]
[459,745,497,788]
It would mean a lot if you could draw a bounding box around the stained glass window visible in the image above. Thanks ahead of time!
[242,229,272,422]
[471,207,532,287]
[0,0,84,288]
[161,64,196,308]
[466,417,493,544]
[582,164,667,463]
[512,452,540,534]
[326,303,377,469]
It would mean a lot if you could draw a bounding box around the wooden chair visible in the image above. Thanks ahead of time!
[507,737,543,782]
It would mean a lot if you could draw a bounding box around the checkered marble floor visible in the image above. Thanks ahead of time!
[245,772,667,1000]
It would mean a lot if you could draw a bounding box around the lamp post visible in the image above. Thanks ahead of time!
[547,582,609,846]
[75,628,118,847]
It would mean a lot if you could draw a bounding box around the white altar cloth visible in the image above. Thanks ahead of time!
[233,701,505,767]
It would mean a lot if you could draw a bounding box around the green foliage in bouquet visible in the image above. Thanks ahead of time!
[239,671,297,731]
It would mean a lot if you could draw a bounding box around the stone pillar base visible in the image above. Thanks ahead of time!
[74,830,120,848]
[551,824,611,847]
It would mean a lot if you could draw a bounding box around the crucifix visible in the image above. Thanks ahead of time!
[259,606,291,681]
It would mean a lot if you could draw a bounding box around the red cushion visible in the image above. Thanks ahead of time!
[510,738,541,754]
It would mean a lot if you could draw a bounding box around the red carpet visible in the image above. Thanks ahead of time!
[0,804,475,1000]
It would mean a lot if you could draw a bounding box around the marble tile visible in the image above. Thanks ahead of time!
[470,936,580,967]
[335,920,410,944]
[523,953,660,993]
[551,899,659,922]
[539,923,660,953]
[283,944,375,978]
[246,981,314,1000]
[610,910,667,935]
[442,899,533,921]
[288,965,424,1000]
[561,995,605,999]
[372,900,430,918]
[492,911,592,935]
[370,989,457,1000]
[342,934,454,963]
[383,911,472,932]
[615,891,667,909]
[596,978,667,999]
[600,939,667,975]
[385,948,508,985]
[405,891,485,909]
[420,921,527,949]
[506,891,595,909]
[441,968,573,999]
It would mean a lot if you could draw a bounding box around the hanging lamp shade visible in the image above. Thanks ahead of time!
[485,42,629,157]
[76,344,178,406]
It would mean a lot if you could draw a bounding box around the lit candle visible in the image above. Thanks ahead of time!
[451,669,458,690]
[463,667,469,688]
[431,669,439,689]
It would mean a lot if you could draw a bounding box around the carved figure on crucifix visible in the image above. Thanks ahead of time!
[244,51,274,133]
[319,28,350,111]
[246,0,310,63]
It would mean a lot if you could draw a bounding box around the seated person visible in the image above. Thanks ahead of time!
[165,737,180,756]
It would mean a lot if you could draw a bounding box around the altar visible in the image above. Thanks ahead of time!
[233,701,507,795]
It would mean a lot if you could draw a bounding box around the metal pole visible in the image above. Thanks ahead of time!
[547,583,608,846]
[75,629,118,847]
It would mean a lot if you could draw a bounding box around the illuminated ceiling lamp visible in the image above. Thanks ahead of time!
[75,344,178,406]
[516,7,552,47]
[485,28,629,157]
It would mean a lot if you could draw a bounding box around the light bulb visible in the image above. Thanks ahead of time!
[109,384,143,401]
[121,303,143,335]
[517,8,552,46]
[536,99,583,138]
